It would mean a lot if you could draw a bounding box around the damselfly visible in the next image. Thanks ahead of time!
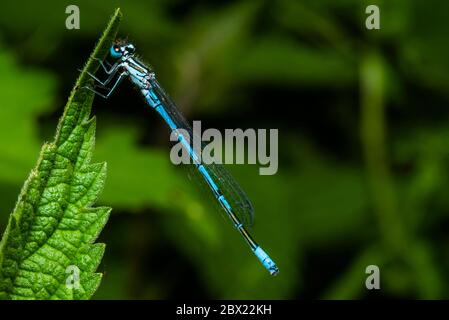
[84,41,279,275]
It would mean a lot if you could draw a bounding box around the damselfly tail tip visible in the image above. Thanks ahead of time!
[270,265,279,276]
[254,246,279,276]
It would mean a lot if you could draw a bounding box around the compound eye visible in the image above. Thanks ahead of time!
[110,45,123,58]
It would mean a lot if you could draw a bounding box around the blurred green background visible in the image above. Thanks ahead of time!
[1,0,449,299]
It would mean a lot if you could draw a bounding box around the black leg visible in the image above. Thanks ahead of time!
[85,65,119,87]
[83,86,111,99]
[83,72,126,99]
[93,58,116,74]
[104,73,126,98]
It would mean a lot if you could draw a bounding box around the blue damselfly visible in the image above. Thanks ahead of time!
[84,41,279,275]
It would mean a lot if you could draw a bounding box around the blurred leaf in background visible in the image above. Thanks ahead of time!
[0,47,56,221]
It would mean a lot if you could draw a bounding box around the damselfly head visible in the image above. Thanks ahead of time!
[110,41,136,59]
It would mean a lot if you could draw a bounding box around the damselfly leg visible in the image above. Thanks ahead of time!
[83,71,126,99]
[85,68,119,87]
[85,58,120,84]
[92,57,115,74]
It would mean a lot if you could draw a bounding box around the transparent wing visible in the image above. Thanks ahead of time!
[150,78,255,227]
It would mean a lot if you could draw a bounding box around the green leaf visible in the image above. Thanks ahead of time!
[0,8,122,300]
